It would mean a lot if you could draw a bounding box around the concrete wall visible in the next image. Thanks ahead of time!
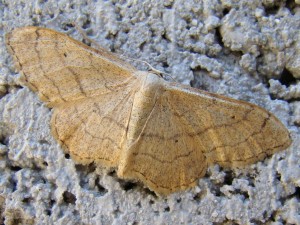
[0,0,299,224]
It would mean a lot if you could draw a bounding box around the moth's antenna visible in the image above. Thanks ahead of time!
[118,55,176,82]
[73,23,176,82]
[73,23,104,50]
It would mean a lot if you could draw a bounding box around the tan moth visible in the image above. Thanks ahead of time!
[6,26,291,195]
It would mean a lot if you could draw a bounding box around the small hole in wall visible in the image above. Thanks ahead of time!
[237,189,250,199]
[108,169,117,177]
[62,23,75,31]
[270,210,278,222]
[69,3,75,9]
[0,134,9,146]
[45,209,51,216]
[113,207,121,218]
[95,177,108,195]
[50,199,55,208]
[0,84,8,98]
[215,27,224,48]
[275,172,281,181]
[149,199,154,205]
[162,32,171,42]
[75,163,96,174]
[294,187,300,199]
[279,68,296,87]
[10,166,22,171]
[82,19,91,29]
[164,206,170,212]
[22,197,32,204]
[286,0,297,15]
[121,181,137,191]
[46,199,56,216]
[264,3,280,16]
[162,61,169,68]
[222,8,230,16]
[250,218,264,225]
[32,17,40,26]
[12,217,23,225]
[263,210,269,219]
[214,188,222,197]
[83,39,92,47]
[143,187,158,198]
[224,170,234,185]
[10,177,17,192]
[38,139,50,145]
[139,42,146,51]
[193,192,202,201]
[62,191,76,205]
[164,1,173,9]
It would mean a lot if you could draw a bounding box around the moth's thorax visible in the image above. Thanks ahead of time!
[134,71,165,93]
[125,71,165,146]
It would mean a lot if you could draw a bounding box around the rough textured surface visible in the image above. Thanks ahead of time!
[0,0,299,224]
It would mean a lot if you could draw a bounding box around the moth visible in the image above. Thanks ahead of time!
[5,26,291,195]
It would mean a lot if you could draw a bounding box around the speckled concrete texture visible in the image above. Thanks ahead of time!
[0,0,299,224]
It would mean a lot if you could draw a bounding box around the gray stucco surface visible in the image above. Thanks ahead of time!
[0,0,299,224]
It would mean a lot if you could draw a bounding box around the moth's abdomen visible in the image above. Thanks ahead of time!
[125,72,165,145]
[118,72,166,177]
